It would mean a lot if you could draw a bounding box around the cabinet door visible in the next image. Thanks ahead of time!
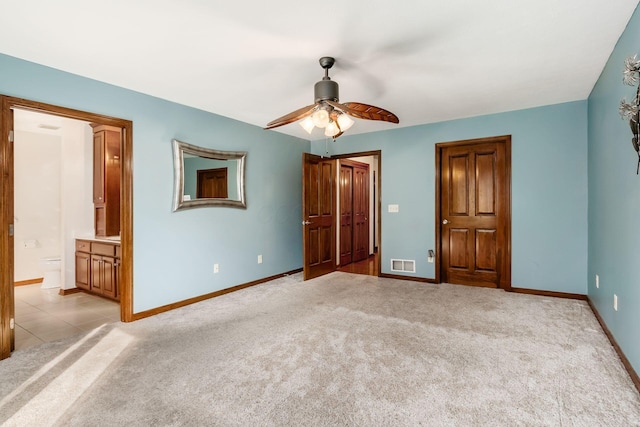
[101,256,117,300]
[93,127,121,237]
[94,206,106,238]
[93,131,105,204]
[90,254,103,294]
[114,258,121,301]
[75,252,91,290]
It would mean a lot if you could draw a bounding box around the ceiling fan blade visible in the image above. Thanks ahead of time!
[326,100,399,124]
[264,104,316,130]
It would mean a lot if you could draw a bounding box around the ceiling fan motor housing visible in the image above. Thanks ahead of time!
[314,79,339,103]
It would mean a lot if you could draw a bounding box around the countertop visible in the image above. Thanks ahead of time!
[77,236,121,244]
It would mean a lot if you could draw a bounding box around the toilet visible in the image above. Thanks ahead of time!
[39,256,61,289]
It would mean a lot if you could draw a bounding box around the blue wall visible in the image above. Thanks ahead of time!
[0,53,308,313]
[312,101,589,294]
[588,6,640,374]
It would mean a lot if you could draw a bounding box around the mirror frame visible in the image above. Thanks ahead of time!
[172,139,247,211]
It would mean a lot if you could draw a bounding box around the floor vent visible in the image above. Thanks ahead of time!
[391,259,416,273]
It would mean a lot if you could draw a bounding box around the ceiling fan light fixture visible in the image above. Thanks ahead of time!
[337,113,354,132]
[312,109,330,128]
[325,121,340,137]
[299,116,315,134]
[264,56,399,138]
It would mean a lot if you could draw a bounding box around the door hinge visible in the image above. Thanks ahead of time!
[8,130,14,142]
[9,224,14,236]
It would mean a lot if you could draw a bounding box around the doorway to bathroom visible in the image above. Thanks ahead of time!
[0,95,134,359]
[12,110,120,350]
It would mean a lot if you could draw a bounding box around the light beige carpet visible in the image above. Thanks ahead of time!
[0,272,638,426]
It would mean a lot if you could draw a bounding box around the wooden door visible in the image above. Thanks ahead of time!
[438,136,511,288]
[352,164,369,262]
[339,165,353,265]
[197,168,228,198]
[339,159,370,266]
[0,100,14,357]
[303,153,336,280]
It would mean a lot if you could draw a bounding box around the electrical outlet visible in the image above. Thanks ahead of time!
[614,294,618,311]
[258,255,263,264]
[214,264,219,274]
[595,274,599,289]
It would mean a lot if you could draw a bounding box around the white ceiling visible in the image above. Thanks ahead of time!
[1,0,638,140]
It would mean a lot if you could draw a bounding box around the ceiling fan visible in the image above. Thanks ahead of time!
[264,57,399,138]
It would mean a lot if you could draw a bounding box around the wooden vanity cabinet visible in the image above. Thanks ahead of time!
[75,239,120,301]
[91,124,121,238]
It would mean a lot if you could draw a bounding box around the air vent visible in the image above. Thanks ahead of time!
[391,259,415,273]
[38,124,61,130]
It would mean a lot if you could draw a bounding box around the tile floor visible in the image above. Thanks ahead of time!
[14,284,120,351]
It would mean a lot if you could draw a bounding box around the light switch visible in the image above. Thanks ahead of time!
[388,204,399,213]
[23,239,38,249]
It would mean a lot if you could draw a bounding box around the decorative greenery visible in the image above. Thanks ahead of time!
[623,54,640,85]
[619,54,640,174]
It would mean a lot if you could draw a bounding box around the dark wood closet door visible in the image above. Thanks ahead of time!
[302,153,336,280]
[440,138,509,288]
[352,164,369,262]
[339,165,353,265]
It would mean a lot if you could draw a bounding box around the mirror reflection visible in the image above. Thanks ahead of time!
[172,139,247,211]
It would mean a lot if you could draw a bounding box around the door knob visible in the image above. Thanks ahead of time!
[302,220,311,225]
[442,219,450,225]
